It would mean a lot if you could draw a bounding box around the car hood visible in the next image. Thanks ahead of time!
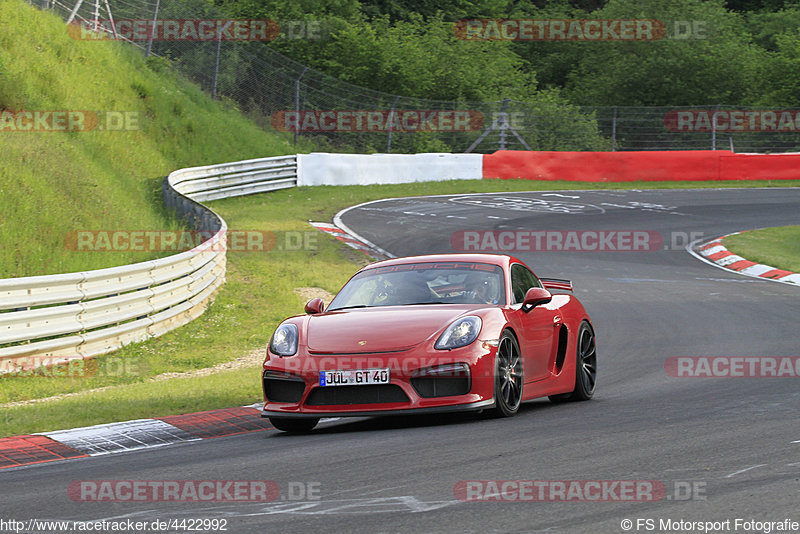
[305,305,479,353]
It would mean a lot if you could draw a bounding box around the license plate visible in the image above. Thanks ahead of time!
[319,369,390,387]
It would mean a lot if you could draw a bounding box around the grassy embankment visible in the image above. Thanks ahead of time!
[0,0,305,276]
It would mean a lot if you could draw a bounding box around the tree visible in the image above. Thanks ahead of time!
[561,0,768,105]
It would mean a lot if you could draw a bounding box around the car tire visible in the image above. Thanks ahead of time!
[491,330,524,417]
[549,321,596,403]
[269,417,319,433]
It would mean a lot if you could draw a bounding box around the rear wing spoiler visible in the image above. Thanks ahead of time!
[540,278,573,292]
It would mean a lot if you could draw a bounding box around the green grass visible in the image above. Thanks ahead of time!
[723,226,800,274]
[0,0,310,277]
[0,368,257,436]
[4,178,800,436]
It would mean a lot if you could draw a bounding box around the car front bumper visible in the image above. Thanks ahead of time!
[261,343,498,417]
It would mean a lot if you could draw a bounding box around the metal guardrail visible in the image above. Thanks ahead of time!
[168,155,297,201]
[0,154,297,371]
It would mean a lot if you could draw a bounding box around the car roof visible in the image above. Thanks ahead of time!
[360,253,522,272]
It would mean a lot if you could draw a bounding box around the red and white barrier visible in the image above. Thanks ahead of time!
[297,153,483,186]
[298,150,800,185]
[483,150,800,182]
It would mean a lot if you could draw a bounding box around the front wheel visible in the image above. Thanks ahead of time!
[549,321,596,403]
[491,330,524,417]
[269,417,319,433]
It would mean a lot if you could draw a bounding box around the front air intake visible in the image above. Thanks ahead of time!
[411,363,471,398]
[305,385,409,405]
[263,371,306,403]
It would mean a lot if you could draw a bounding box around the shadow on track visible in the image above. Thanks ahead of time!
[263,399,560,437]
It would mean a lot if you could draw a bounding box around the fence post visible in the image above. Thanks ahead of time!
[145,0,159,57]
[386,96,400,153]
[294,67,309,146]
[611,106,617,152]
[498,98,509,151]
[711,104,719,150]
[211,24,225,99]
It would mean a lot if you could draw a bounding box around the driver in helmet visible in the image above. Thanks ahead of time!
[465,272,500,304]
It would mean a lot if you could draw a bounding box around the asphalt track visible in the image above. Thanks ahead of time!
[3,188,800,534]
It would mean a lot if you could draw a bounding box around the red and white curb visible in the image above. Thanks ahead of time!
[0,404,271,470]
[309,222,393,260]
[691,233,800,285]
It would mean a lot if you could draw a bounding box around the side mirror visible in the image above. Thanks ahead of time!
[304,298,325,314]
[522,287,552,311]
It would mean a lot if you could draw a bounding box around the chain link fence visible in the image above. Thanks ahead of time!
[29,0,800,154]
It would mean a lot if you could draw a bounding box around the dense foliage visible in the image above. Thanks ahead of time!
[209,0,800,107]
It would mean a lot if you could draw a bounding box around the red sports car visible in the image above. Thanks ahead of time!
[261,254,596,432]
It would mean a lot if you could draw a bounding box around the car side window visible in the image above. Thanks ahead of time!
[510,264,542,304]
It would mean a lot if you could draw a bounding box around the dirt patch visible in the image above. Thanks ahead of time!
[294,286,336,304]
[155,348,265,380]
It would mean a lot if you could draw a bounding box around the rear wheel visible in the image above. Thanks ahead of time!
[269,417,319,433]
[549,321,596,403]
[492,330,523,417]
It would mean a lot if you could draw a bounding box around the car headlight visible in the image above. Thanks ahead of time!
[435,316,481,350]
[270,323,298,356]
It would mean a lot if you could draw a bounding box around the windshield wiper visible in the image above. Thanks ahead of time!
[328,305,371,311]
[406,301,447,305]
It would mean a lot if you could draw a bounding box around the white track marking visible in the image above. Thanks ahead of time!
[332,200,397,259]
[541,193,580,198]
[725,464,767,478]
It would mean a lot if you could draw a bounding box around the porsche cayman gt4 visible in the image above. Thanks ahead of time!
[261,254,596,433]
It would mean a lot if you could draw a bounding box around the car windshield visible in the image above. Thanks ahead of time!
[328,262,506,310]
